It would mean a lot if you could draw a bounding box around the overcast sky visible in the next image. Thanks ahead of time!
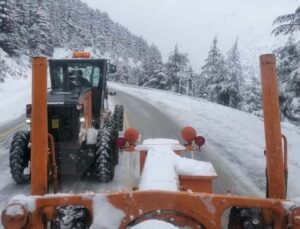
[83,0,299,70]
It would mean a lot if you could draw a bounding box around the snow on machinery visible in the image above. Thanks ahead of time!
[9,51,124,186]
[2,54,300,228]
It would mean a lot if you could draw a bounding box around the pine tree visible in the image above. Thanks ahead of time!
[139,44,167,89]
[186,66,195,96]
[14,0,29,55]
[272,6,300,36]
[201,36,227,104]
[242,76,262,114]
[166,45,189,93]
[0,0,21,55]
[274,36,300,123]
[28,1,54,56]
[224,39,244,108]
[112,61,130,84]
[0,0,161,86]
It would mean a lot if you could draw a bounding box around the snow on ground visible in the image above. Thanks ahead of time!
[109,82,300,199]
[0,50,31,127]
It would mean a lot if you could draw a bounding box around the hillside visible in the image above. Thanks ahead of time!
[0,0,153,76]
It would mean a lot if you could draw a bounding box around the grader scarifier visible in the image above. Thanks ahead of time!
[2,54,300,228]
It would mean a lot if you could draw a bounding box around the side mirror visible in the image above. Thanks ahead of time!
[108,64,117,74]
[108,91,117,96]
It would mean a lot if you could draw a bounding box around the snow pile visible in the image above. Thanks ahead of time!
[5,204,24,217]
[86,128,98,144]
[7,195,36,213]
[139,145,178,191]
[175,157,217,177]
[137,138,185,151]
[91,195,125,229]
[143,138,179,145]
[139,138,217,191]
[131,220,179,229]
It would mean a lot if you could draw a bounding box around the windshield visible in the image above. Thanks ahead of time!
[50,61,102,89]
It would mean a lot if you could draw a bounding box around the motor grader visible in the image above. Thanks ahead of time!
[9,51,124,186]
[2,54,300,228]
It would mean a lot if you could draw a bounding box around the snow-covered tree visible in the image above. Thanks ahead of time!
[113,62,130,84]
[242,76,262,114]
[272,5,300,124]
[166,45,189,93]
[224,39,244,108]
[272,6,300,36]
[139,44,167,89]
[201,36,227,104]
[28,1,54,56]
[0,0,161,85]
[14,0,29,55]
[274,36,300,123]
[0,0,21,55]
[186,66,195,96]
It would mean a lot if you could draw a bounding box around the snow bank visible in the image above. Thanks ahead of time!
[131,219,179,229]
[0,49,31,126]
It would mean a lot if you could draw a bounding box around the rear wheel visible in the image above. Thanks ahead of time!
[9,130,30,184]
[113,104,124,131]
[112,105,124,165]
[95,124,115,182]
[53,205,91,229]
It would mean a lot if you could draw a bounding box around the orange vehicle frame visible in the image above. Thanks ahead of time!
[2,55,300,229]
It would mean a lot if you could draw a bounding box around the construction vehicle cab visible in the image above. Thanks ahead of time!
[48,58,106,129]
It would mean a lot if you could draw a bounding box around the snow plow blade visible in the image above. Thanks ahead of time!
[2,191,300,229]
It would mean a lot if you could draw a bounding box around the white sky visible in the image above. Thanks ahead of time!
[83,0,299,71]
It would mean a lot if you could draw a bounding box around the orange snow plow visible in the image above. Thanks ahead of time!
[2,54,300,228]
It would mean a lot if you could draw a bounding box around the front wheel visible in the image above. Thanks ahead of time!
[94,125,115,182]
[53,205,91,229]
[9,130,31,184]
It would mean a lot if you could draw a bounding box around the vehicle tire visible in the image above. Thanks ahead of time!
[53,205,91,229]
[9,130,30,184]
[95,125,115,182]
[113,104,124,132]
[228,207,264,229]
[112,105,123,165]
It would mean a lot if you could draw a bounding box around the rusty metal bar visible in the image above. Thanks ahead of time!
[31,57,48,195]
[260,54,285,200]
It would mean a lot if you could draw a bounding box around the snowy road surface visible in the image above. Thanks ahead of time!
[1,82,300,228]
[110,82,300,200]
[0,85,260,216]
[114,90,261,196]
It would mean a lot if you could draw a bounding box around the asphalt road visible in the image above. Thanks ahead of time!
[114,90,258,196]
